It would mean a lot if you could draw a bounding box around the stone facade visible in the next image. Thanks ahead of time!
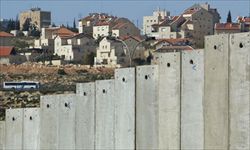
[19,8,51,30]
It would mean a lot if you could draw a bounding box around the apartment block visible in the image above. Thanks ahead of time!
[19,7,51,30]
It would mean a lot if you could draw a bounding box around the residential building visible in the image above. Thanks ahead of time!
[112,18,140,38]
[19,7,51,30]
[143,8,170,36]
[185,3,221,25]
[92,17,140,39]
[34,27,75,53]
[0,46,26,64]
[93,22,111,39]
[143,3,219,48]
[181,7,214,48]
[94,37,125,67]
[78,13,116,34]
[214,23,242,34]
[237,16,250,31]
[54,29,96,63]
[152,38,192,50]
[0,31,14,46]
[153,45,194,53]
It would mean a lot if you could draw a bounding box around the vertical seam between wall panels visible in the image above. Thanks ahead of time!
[228,34,231,150]
[203,38,207,149]
[22,109,24,150]
[179,51,182,150]
[94,83,96,150]
[134,67,137,149]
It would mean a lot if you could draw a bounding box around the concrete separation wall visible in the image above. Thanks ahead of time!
[136,65,159,149]
[95,80,115,149]
[204,34,230,150]
[5,108,24,150]
[40,95,60,149]
[23,108,40,150]
[153,52,181,149]
[229,32,250,150]
[181,50,204,149]
[1,32,249,150]
[58,94,77,149]
[76,82,95,149]
[114,68,135,149]
[0,121,5,150]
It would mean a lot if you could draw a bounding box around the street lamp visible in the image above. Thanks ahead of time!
[116,37,154,67]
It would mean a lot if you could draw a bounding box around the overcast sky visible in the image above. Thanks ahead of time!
[1,0,249,28]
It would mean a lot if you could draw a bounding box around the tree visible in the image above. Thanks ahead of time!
[83,52,95,66]
[22,18,31,31]
[227,11,232,23]
[73,18,76,29]
[15,15,20,30]
[51,22,56,27]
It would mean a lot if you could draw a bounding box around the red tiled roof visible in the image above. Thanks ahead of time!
[0,46,14,57]
[183,8,200,15]
[0,31,14,37]
[237,16,250,23]
[171,16,179,21]
[215,23,241,30]
[94,21,110,26]
[52,27,77,38]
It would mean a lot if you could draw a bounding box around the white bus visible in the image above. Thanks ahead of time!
[3,81,40,90]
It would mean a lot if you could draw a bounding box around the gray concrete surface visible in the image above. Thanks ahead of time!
[181,50,204,149]
[23,108,40,150]
[153,52,181,149]
[58,94,77,150]
[229,32,250,150]
[76,83,95,149]
[5,108,24,150]
[204,34,230,150]
[95,80,115,149]
[0,121,5,150]
[114,68,135,149]
[40,95,60,149]
[136,65,159,149]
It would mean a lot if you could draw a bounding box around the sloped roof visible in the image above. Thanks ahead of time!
[183,8,200,15]
[0,31,14,37]
[155,46,194,52]
[94,21,110,26]
[119,35,142,42]
[52,27,77,38]
[215,23,241,30]
[112,22,128,29]
[154,38,191,46]
[237,16,250,23]
[0,46,15,56]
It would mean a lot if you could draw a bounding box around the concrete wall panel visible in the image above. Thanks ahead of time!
[229,32,250,150]
[5,108,24,150]
[76,83,95,149]
[136,65,159,149]
[114,68,135,149]
[204,34,230,150]
[95,80,115,149]
[40,95,60,149]
[23,108,40,150]
[181,50,204,149]
[58,94,77,150]
[153,52,181,149]
[0,121,5,150]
